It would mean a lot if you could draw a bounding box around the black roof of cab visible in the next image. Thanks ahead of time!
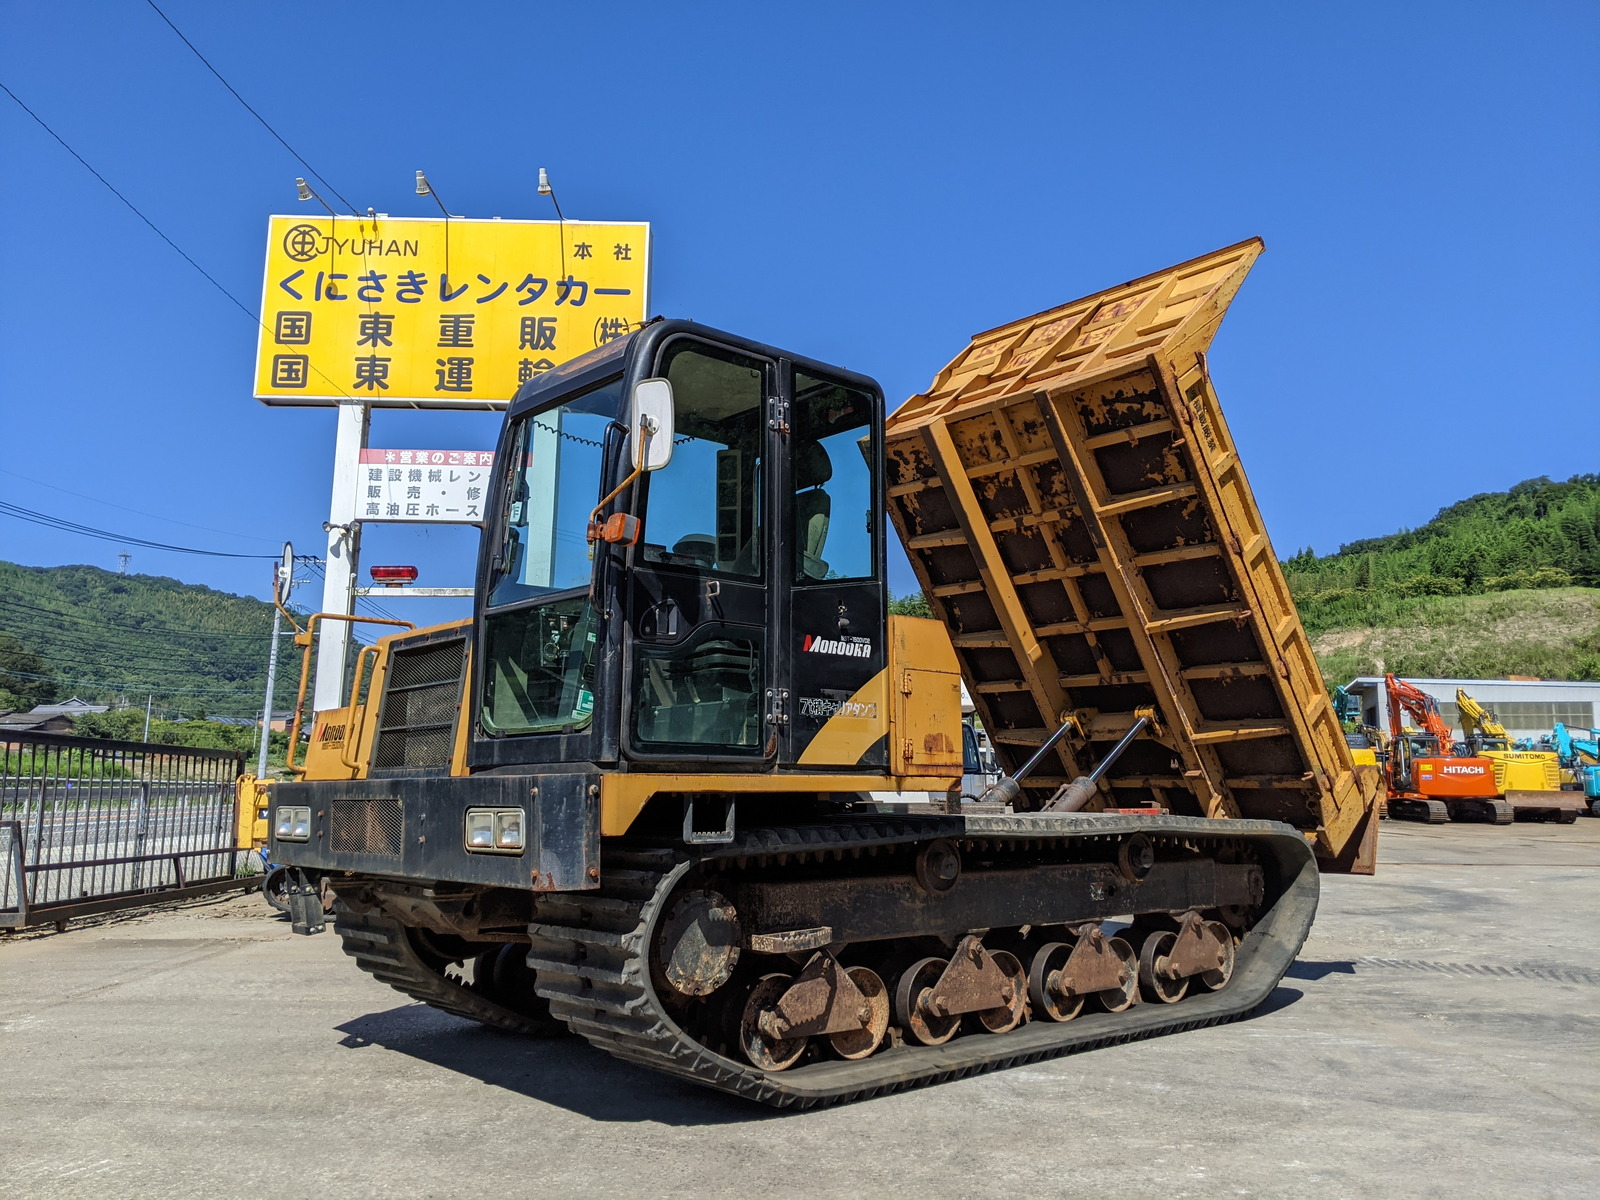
[505,328,640,419]
[505,319,883,421]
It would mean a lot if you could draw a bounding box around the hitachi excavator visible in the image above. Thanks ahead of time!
[1457,689,1584,822]
[261,240,1381,1106]
[1382,675,1506,823]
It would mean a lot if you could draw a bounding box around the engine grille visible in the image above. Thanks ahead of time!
[328,798,404,856]
[372,637,467,771]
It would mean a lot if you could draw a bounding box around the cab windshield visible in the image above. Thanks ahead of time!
[481,377,620,736]
[488,377,622,606]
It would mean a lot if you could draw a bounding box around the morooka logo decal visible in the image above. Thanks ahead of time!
[802,634,873,658]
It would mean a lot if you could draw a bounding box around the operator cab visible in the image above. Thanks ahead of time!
[472,321,888,774]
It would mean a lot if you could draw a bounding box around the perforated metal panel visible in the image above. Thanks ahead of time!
[372,637,466,771]
[328,798,405,856]
[885,240,1379,865]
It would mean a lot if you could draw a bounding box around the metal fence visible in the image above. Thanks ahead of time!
[1,731,246,928]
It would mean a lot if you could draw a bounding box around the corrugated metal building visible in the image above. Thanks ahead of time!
[1344,676,1600,741]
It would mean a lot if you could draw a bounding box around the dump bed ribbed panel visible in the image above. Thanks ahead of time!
[884,239,1378,867]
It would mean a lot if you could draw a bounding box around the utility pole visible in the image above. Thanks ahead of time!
[256,567,286,777]
[143,694,152,742]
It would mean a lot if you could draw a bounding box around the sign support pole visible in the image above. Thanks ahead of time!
[314,402,370,712]
[256,601,283,776]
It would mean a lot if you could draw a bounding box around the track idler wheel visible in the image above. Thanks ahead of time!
[895,957,961,1046]
[1137,932,1189,1003]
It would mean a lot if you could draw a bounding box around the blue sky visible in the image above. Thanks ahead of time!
[2,1,1596,626]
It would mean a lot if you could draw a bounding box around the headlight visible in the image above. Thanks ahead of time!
[275,806,311,842]
[465,808,495,849]
[494,809,524,851]
[465,808,525,854]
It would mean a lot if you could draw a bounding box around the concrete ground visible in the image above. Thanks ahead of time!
[1,820,1596,1200]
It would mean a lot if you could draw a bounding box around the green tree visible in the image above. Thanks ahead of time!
[888,591,933,619]
[0,631,60,709]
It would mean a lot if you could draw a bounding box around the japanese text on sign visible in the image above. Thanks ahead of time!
[256,215,650,409]
[358,449,494,523]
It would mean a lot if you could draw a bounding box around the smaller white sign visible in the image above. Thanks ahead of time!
[358,449,495,523]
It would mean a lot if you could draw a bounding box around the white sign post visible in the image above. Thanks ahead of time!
[313,403,371,712]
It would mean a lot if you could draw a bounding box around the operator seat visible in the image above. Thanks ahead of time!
[794,440,832,580]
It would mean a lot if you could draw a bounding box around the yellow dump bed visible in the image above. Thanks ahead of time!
[884,239,1380,871]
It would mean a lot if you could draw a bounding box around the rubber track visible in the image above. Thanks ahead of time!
[333,906,565,1037]
[522,817,1315,1107]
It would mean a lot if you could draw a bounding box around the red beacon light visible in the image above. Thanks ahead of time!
[369,565,419,587]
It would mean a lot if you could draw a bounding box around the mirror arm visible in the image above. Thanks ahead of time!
[586,417,653,541]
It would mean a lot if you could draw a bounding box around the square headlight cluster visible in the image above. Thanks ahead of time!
[275,805,311,842]
[465,808,525,855]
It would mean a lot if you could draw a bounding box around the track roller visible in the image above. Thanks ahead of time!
[1027,924,1139,1020]
[737,950,891,1070]
[894,935,1027,1044]
[1137,911,1235,1003]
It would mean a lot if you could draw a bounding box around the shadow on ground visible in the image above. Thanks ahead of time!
[334,1003,776,1125]
[1284,959,1357,981]
[1251,984,1305,1016]
[334,984,1310,1122]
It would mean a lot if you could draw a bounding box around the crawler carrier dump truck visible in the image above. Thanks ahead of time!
[267,239,1381,1106]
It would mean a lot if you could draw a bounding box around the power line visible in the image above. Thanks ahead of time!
[0,630,267,675]
[0,596,285,641]
[5,646,268,691]
[0,622,275,675]
[0,80,262,328]
[0,499,286,559]
[2,665,266,700]
[0,467,284,546]
[143,0,358,216]
[0,619,273,666]
[0,80,359,402]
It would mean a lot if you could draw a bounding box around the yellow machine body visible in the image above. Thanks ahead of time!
[296,616,966,837]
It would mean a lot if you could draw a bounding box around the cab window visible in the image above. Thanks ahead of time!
[638,341,766,577]
[791,371,875,583]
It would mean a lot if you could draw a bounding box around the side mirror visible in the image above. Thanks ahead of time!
[629,378,674,472]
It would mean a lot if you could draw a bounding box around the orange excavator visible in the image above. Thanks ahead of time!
[1383,674,1509,824]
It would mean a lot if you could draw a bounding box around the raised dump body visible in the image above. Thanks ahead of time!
[885,239,1380,872]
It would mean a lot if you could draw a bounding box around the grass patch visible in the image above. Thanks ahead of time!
[1307,587,1600,685]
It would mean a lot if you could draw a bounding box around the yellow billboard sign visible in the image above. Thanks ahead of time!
[254,215,649,408]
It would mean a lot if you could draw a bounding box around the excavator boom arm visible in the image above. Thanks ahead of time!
[1456,688,1509,742]
[1385,674,1454,747]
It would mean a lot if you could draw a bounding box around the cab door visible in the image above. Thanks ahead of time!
[781,368,888,769]
[621,337,780,763]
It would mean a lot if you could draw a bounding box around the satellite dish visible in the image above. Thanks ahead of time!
[275,542,294,607]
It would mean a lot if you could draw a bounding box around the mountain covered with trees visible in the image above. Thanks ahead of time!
[1282,473,1600,622]
[1281,474,1600,682]
[0,560,284,719]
